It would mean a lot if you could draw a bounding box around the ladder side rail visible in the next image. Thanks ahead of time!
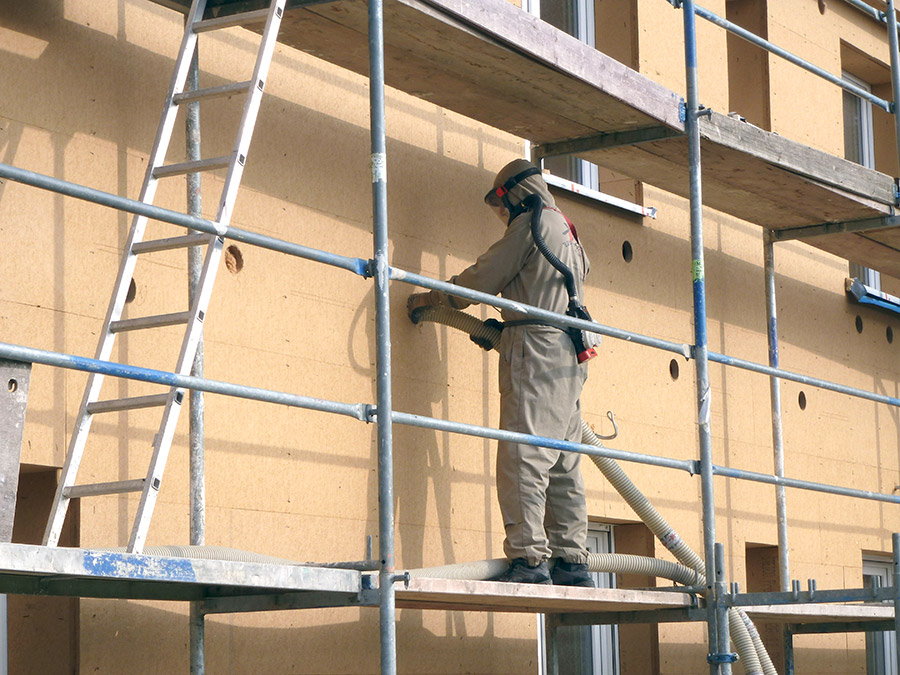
[214,0,286,228]
[127,0,286,553]
[43,0,211,547]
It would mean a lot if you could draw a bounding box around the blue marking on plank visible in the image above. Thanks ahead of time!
[82,551,197,582]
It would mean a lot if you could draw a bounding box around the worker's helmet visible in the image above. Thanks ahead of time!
[484,159,543,212]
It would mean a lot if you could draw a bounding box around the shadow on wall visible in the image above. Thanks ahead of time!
[78,599,538,674]
[2,0,896,373]
[4,0,900,573]
[0,0,514,244]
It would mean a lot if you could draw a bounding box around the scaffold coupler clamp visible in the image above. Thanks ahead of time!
[707,652,738,665]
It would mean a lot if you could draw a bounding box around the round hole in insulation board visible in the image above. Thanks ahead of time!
[669,359,679,381]
[7,379,17,394]
[887,326,894,344]
[798,391,807,411]
[622,241,633,263]
[225,245,244,274]
[855,315,863,334]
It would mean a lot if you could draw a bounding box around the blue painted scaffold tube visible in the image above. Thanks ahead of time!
[681,1,727,671]
[0,162,370,277]
[886,0,900,165]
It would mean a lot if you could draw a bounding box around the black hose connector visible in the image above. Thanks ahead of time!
[567,303,598,364]
[409,306,428,325]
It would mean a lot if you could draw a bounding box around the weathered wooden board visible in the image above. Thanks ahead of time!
[581,112,894,229]
[744,603,893,625]
[803,230,900,279]
[395,577,692,614]
[273,0,683,143]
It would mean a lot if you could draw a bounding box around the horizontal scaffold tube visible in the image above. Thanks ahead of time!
[0,162,370,277]
[707,349,900,409]
[5,335,898,507]
[689,4,892,111]
[6,161,893,413]
[395,271,693,357]
[403,272,900,412]
[0,342,371,422]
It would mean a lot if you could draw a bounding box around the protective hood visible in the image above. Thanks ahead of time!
[484,159,557,221]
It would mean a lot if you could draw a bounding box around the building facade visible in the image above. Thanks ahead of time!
[1,0,899,672]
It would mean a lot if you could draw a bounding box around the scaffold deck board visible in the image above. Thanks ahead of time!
[745,602,894,625]
[394,577,694,614]
[150,0,899,275]
[0,543,361,603]
[580,111,894,229]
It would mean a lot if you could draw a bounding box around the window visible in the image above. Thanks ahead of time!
[863,557,897,675]
[522,0,649,215]
[526,0,600,190]
[726,0,770,130]
[843,72,882,291]
[538,524,620,675]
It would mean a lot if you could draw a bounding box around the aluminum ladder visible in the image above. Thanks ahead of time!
[43,0,286,553]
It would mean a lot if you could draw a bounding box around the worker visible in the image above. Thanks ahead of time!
[407,159,594,587]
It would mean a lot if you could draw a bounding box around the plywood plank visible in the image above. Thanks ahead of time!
[582,113,893,228]
[268,0,684,143]
[744,603,894,625]
[701,112,894,204]
[395,577,692,614]
[804,230,900,278]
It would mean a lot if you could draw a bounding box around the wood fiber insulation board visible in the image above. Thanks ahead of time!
[395,577,692,613]
[272,0,684,143]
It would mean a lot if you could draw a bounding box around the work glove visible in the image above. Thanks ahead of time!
[407,292,433,323]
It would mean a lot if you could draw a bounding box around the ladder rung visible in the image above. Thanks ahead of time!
[64,479,145,499]
[110,311,192,333]
[193,9,270,33]
[153,156,231,179]
[87,394,170,415]
[173,81,253,105]
[133,234,211,254]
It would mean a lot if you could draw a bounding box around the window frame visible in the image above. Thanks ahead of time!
[843,71,882,290]
[522,0,653,219]
[863,556,897,675]
[537,523,621,675]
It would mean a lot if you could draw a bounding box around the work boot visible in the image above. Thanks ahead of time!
[493,558,552,584]
[551,559,595,587]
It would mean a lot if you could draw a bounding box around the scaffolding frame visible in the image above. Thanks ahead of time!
[3,0,900,673]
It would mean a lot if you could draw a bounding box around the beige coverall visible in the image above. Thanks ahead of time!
[425,175,590,566]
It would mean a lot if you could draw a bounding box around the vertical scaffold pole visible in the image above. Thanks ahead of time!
[368,0,397,672]
[885,0,900,171]
[893,533,900,669]
[763,231,790,592]
[186,45,206,675]
[681,2,727,672]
